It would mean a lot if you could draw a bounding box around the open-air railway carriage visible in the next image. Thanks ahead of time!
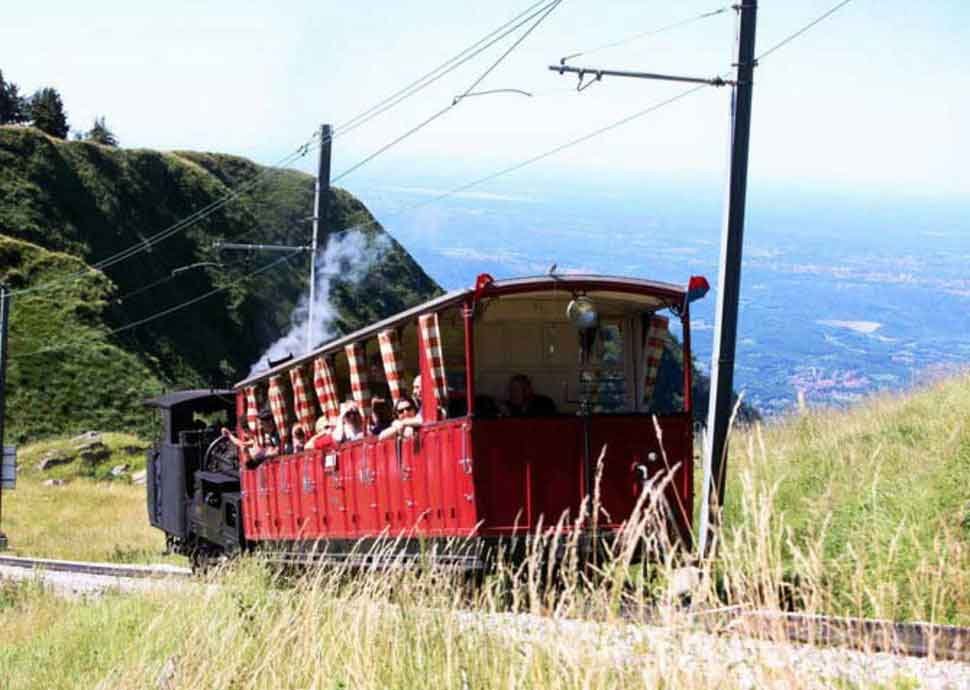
[146,273,709,569]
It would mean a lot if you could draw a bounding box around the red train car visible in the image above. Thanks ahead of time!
[146,273,708,569]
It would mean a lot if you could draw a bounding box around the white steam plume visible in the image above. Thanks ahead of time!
[248,229,389,376]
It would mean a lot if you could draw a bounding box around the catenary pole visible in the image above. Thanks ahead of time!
[0,285,9,549]
[307,124,333,353]
[697,1,758,557]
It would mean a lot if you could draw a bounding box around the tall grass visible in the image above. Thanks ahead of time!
[1,376,967,688]
[721,372,970,624]
[0,445,943,690]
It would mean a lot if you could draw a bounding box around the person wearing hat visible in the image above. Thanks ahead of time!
[335,401,364,443]
[306,416,336,452]
[221,407,280,468]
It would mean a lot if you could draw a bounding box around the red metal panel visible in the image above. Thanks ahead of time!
[314,450,332,537]
[278,456,297,539]
[384,438,409,534]
[420,429,445,534]
[256,463,272,540]
[342,441,363,538]
[469,416,693,537]
[399,435,418,531]
[372,439,395,533]
[454,422,477,532]
[295,452,317,537]
[357,442,380,533]
[241,468,257,539]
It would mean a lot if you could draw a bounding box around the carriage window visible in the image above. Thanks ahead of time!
[642,316,684,415]
[578,321,628,413]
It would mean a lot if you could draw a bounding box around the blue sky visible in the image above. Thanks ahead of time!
[2,1,968,199]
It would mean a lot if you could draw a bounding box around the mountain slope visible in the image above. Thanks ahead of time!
[0,126,440,440]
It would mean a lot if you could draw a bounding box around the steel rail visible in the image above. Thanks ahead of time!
[741,610,970,663]
[660,606,970,663]
[0,554,192,580]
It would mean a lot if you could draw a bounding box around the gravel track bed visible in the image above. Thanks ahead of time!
[458,611,970,689]
[0,563,191,598]
[5,564,968,688]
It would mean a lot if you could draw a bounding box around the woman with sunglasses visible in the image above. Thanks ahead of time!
[378,395,423,440]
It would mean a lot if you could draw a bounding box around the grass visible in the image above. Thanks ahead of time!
[2,432,178,564]
[0,377,966,688]
[721,371,970,624]
[0,125,441,442]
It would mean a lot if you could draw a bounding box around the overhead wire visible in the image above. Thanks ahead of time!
[8,138,318,298]
[10,0,860,359]
[8,0,562,302]
[331,0,564,184]
[559,5,731,64]
[11,250,304,359]
[332,0,552,138]
[755,0,855,62]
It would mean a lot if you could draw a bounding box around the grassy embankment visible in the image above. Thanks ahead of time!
[2,433,172,563]
[0,375,966,689]
[0,125,441,442]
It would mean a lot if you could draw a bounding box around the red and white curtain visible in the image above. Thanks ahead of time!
[641,315,669,406]
[377,328,405,405]
[418,313,448,415]
[288,365,316,435]
[268,375,291,444]
[244,386,259,433]
[312,356,340,422]
[344,342,372,424]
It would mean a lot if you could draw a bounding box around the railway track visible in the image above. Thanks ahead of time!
[698,608,970,664]
[2,553,967,664]
[0,554,192,580]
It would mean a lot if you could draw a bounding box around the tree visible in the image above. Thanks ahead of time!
[29,87,69,139]
[86,116,118,146]
[0,70,28,124]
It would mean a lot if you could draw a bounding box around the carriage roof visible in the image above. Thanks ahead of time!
[235,273,688,389]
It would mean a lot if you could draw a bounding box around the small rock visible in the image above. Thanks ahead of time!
[156,656,177,690]
[72,431,102,447]
[42,478,66,487]
[666,566,703,601]
[110,463,130,477]
[78,442,110,464]
[37,451,74,472]
[132,470,147,485]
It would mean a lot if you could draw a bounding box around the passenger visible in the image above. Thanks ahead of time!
[474,394,501,419]
[335,402,364,442]
[221,408,279,468]
[291,423,307,453]
[306,416,335,452]
[368,354,391,400]
[378,395,423,440]
[370,397,393,436]
[410,376,422,412]
[505,374,558,417]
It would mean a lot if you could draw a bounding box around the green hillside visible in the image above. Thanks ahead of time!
[0,126,440,440]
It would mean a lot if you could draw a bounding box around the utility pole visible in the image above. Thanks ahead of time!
[0,286,10,550]
[308,124,333,354]
[698,2,758,557]
[549,3,758,557]
[213,122,333,357]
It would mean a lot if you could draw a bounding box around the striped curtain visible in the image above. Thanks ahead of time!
[642,315,669,406]
[244,386,259,433]
[345,343,372,424]
[288,365,316,435]
[312,356,340,421]
[268,375,291,444]
[418,313,448,415]
[377,328,405,405]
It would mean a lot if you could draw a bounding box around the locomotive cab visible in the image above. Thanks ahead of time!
[144,389,242,562]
